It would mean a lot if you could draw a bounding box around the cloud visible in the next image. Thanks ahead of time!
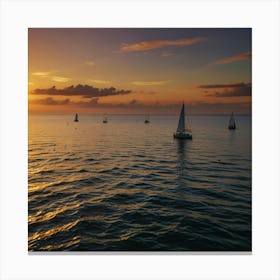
[31,97,71,105]
[87,79,111,84]
[30,97,251,114]
[32,84,132,98]
[121,37,207,52]
[213,52,251,65]
[132,90,158,95]
[131,80,169,86]
[51,76,70,83]
[85,61,95,66]
[32,72,50,76]
[161,52,175,57]
[74,98,99,106]
[129,99,139,105]
[75,98,152,109]
[207,88,251,97]
[198,82,251,89]
[31,72,69,82]
[198,82,252,97]
[88,99,250,114]
[188,101,251,114]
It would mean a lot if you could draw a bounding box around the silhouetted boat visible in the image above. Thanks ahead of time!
[173,102,192,139]
[228,112,236,130]
[144,114,150,123]
[74,113,79,122]
[103,115,108,123]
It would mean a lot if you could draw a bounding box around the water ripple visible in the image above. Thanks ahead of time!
[28,115,251,251]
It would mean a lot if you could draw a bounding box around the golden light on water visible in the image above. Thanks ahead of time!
[28,220,80,243]
[28,204,81,225]
[40,238,80,251]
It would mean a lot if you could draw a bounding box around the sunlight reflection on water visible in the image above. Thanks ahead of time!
[28,114,251,251]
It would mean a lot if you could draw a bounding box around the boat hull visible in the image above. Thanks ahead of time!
[173,132,192,139]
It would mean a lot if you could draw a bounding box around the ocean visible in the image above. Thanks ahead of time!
[28,114,251,251]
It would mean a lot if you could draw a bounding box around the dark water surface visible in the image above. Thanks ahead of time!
[28,114,251,251]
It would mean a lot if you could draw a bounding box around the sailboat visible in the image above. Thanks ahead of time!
[74,113,79,122]
[228,112,236,130]
[144,114,150,123]
[173,103,192,139]
[102,114,108,123]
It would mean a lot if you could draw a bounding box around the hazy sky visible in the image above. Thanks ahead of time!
[28,28,251,114]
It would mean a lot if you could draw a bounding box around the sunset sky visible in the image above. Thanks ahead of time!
[28,28,251,114]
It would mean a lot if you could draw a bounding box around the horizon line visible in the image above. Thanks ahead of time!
[28,112,252,116]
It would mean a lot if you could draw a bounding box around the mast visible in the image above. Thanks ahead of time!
[228,112,236,129]
[176,103,185,132]
[144,114,150,123]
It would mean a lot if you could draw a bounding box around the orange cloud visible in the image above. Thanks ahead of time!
[85,60,95,66]
[32,72,50,76]
[51,76,70,83]
[213,52,251,65]
[31,72,69,82]
[131,80,169,86]
[87,79,111,84]
[161,52,175,57]
[121,37,207,52]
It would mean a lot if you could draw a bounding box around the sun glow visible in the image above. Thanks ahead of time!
[29,28,251,115]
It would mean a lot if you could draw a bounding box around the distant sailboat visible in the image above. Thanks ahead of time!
[74,113,79,122]
[228,112,236,130]
[144,114,150,123]
[102,114,108,123]
[173,103,192,139]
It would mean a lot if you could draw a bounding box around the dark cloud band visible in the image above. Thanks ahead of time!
[198,82,251,89]
[32,84,132,98]
[199,82,252,98]
[31,97,71,105]
[30,98,251,114]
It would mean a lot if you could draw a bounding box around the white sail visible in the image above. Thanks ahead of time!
[174,102,192,139]
[176,103,185,132]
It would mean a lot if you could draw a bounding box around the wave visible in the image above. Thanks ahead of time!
[28,115,251,251]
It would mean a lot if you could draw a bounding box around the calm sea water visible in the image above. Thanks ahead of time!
[28,114,251,251]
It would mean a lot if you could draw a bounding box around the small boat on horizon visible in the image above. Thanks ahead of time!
[228,112,236,130]
[144,114,150,123]
[173,102,192,140]
[102,114,108,123]
[74,113,79,122]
